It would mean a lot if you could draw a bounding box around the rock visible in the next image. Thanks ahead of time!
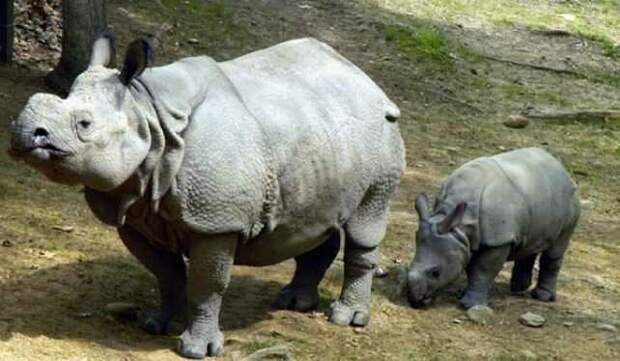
[374,266,389,278]
[452,318,463,324]
[446,146,461,153]
[52,225,74,233]
[519,312,545,328]
[563,321,574,327]
[580,199,593,209]
[519,350,537,359]
[242,345,292,361]
[187,38,200,44]
[353,327,367,334]
[595,323,618,333]
[104,302,139,320]
[466,305,494,325]
[503,115,530,129]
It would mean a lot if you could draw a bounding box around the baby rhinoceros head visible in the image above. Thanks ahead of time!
[406,193,470,308]
[8,35,153,191]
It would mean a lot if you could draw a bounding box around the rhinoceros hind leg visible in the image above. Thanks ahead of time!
[273,231,340,311]
[531,224,574,302]
[117,226,187,335]
[510,254,537,293]
[531,252,563,302]
[329,182,393,327]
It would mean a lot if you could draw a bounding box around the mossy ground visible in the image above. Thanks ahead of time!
[0,1,619,360]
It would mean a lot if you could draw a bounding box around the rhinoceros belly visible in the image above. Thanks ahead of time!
[234,223,338,266]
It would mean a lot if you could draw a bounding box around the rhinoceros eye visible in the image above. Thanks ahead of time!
[78,120,92,129]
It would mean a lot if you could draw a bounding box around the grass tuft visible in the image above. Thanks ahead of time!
[384,24,453,63]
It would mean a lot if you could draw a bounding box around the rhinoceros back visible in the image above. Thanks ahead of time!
[167,39,404,258]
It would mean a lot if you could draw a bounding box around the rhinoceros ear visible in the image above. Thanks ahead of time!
[89,32,116,68]
[437,202,467,234]
[119,38,155,86]
[415,193,431,222]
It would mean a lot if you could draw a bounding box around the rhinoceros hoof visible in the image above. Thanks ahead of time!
[531,287,556,302]
[178,329,224,359]
[459,292,488,310]
[328,301,369,327]
[510,275,533,294]
[273,285,319,311]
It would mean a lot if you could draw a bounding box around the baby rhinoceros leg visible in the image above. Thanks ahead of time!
[531,225,574,302]
[510,254,537,293]
[460,245,511,309]
[117,227,187,335]
[273,231,340,311]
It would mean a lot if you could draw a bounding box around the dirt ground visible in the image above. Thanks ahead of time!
[1,1,619,360]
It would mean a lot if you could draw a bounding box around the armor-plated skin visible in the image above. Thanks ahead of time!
[407,148,580,309]
[9,36,405,359]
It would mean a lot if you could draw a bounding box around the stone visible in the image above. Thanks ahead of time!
[104,302,139,320]
[519,312,545,328]
[374,266,389,278]
[595,323,618,333]
[52,225,74,233]
[242,345,292,361]
[503,115,530,129]
[563,321,574,327]
[520,350,537,359]
[466,305,494,325]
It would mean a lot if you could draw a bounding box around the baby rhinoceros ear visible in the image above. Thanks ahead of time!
[437,202,467,234]
[119,38,155,86]
[89,32,116,68]
[415,193,431,222]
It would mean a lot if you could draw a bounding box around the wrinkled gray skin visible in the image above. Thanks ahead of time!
[407,148,580,309]
[9,36,405,359]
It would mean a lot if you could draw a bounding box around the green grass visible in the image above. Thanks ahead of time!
[384,24,453,63]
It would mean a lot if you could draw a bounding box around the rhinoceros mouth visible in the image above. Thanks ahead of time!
[8,143,72,161]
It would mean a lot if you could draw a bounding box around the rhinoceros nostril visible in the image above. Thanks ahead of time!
[34,128,49,138]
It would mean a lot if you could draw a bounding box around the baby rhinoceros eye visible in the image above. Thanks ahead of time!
[426,267,441,279]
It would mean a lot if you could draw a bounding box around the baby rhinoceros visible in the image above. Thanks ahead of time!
[407,147,580,309]
[9,35,405,358]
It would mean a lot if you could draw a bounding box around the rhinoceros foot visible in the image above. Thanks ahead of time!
[328,300,369,327]
[178,327,224,359]
[531,287,556,302]
[273,284,319,312]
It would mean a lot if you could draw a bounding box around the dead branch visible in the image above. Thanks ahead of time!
[414,85,483,113]
[480,54,579,75]
[522,110,620,122]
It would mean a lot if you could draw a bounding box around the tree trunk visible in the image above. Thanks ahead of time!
[46,0,107,93]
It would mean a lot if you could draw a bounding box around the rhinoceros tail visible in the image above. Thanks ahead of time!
[385,103,400,122]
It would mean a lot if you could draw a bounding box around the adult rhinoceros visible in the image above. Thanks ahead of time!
[9,35,405,358]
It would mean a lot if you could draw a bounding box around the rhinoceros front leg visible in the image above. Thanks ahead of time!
[460,245,511,309]
[117,226,187,335]
[178,233,237,359]
[273,230,340,311]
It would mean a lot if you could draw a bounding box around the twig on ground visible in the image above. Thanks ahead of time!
[531,29,572,37]
[522,110,620,122]
[414,85,483,113]
[480,54,579,75]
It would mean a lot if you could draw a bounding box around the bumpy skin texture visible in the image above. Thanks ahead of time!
[9,38,405,358]
[407,148,580,309]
